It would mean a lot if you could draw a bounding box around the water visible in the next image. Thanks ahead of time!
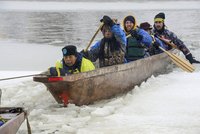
[1,2,199,71]
[0,1,200,47]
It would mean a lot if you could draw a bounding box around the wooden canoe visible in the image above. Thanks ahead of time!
[0,107,25,134]
[33,52,173,106]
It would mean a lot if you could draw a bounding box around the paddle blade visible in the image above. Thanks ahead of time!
[169,52,195,72]
[159,47,195,73]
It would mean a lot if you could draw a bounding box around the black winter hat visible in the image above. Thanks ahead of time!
[124,16,135,24]
[154,12,165,22]
[62,45,77,56]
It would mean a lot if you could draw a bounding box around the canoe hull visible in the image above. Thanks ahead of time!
[34,52,172,106]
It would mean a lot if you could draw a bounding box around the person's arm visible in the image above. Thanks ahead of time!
[87,41,101,62]
[169,31,190,55]
[130,28,152,47]
[154,37,166,49]
[111,24,127,47]
[137,29,153,47]
[169,31,200,64]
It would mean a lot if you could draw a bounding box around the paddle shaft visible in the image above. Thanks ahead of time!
[0,74,43,81]
[85,23,104,51]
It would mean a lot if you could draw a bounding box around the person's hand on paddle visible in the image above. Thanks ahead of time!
[130,29,143,41]
[80,49,89,59]
[100,15,114,27]
[186,53,200,64]
[159,36,171,43]
[48,67,65,76]
[153,41,160,49]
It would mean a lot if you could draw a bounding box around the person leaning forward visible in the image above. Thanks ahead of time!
[122,15,153,62]
[49,45,95,76]
[81,15,127,68]
[153,12,200,64]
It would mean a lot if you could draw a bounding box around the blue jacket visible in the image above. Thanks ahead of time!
[88,24,127,62]
[136,28,152,48]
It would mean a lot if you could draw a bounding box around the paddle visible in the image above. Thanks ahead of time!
[158,46,195,72]
[0,73,46,81]
[158,36,196,71]
[84,23,104,51]
[158,37,177,49]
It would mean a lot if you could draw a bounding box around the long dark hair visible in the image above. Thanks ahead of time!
[99,36,120,60]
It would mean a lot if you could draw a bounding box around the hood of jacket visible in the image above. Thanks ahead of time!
[122,15,137,35]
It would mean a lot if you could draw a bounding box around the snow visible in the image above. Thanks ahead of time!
[0,66,200,133]
[0,1,200,11]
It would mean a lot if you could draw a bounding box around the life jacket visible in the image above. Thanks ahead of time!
[125,36,145,61]
[99,37,125,67]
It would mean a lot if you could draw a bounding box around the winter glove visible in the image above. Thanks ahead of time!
[130,29,143,41]
[100,15,114,27]
[153,41,160,49]
[186,53,200,64]
[80,49,89,59]
[49,67,65,76]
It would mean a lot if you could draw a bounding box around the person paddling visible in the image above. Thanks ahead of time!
[153,12,200,64]
[81,15,126,67]
[122,15,152,62]
[49,45,95,76]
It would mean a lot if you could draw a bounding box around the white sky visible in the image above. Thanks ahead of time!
[0,1,200,11]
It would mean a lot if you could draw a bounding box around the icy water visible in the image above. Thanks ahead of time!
[0,1,200,134]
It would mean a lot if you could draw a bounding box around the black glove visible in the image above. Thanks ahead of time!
[80,49,89,59]
[49,67,65,76]
[186,53,200,64]
[100,15,114,27]
[130,29,143,41]
[153,41,160,49]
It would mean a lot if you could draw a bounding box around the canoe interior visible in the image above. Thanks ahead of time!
[0,107,25,134]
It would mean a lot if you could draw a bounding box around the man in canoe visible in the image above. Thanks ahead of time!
[153,12,200,64]
[139,22,166,55]
[81,15,126,67]
[122,15,153,62]
[49,45,95,76]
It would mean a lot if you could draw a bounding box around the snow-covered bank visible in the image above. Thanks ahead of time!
[0,1,200,11]
[0,69,200,134]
